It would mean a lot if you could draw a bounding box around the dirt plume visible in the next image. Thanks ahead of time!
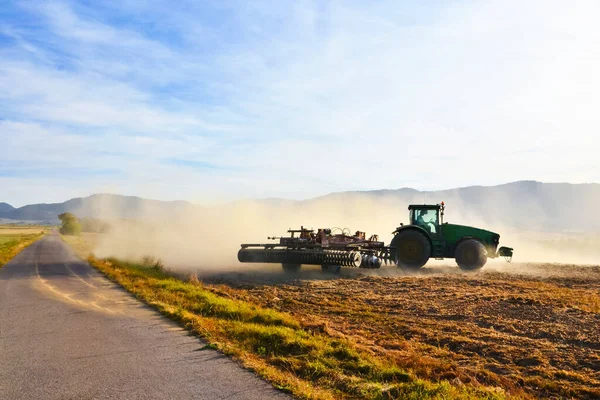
[92,196,407,270]
[88,194,600,271]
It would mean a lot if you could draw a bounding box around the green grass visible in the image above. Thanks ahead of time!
[80,254,510,400]
[0,230,46,267]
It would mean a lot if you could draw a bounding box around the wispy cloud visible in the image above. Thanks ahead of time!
[1,0,599,206]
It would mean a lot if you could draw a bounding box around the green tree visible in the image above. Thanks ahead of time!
[58,213,81,236]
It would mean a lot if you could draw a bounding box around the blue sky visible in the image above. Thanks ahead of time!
[1,0,599,207]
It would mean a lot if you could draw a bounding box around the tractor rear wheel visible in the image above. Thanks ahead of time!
[282,263,301,273]
[393,230,431,270]
[455,240,487,270]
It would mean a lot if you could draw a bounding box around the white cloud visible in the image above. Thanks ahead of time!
[1,0,599,206]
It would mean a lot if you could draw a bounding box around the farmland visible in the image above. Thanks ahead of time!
[62,231,600,399]
[0,225,47,267]
[202,263,600,399]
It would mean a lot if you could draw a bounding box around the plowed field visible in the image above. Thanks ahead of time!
[202,263,600,399]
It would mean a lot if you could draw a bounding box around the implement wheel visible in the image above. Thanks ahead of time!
[321,265,341,274]
[455,239,487,270]
[282,263,301,273]
[393,230,431,270]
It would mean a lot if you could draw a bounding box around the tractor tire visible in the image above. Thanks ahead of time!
[393,230,431,270]
[321,265,341,274]
[282,263,301,273]
[455,239,487,271]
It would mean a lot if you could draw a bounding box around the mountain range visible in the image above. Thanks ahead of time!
[0,194,195,223]
[1,181,599,233]
[0,202,15,213]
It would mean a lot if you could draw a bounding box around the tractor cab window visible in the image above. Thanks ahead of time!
[411,208,439,234]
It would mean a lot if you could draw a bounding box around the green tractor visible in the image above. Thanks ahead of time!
[391,202,513,270]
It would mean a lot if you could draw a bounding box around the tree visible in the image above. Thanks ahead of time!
[58,213,81,236]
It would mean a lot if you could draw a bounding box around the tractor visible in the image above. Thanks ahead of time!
[238,202,513,272]
[392,202,513,270]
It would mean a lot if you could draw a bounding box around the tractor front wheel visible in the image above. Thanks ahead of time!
[393,230,431,270]
[455,240,487,270]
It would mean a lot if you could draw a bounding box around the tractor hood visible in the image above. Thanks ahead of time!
[441,223,500,246]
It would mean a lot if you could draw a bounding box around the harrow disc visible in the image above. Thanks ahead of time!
[238,248,365,268]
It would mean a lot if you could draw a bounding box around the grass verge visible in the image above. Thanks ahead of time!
[0,230,46,268]
[74,253,509,400]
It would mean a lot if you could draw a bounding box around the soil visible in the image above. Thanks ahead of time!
[200,262,600,399]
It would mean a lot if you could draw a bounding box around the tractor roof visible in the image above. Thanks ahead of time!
[408,204,442,210]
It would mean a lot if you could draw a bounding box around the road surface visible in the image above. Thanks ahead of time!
[0,234,289,399]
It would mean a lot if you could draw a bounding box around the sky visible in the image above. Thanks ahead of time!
[1,0,599,207]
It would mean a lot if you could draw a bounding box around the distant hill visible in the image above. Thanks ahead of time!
[0,203,15,213]
[1,181,599,232]
[309,181,600,233]
[0,194,195,223]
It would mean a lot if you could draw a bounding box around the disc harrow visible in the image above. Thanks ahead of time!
[238,248,363,267]
[239,226,395,272]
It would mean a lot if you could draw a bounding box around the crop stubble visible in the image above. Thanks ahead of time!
[203,263,600,399]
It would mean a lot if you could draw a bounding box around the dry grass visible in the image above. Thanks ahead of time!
[62,232,101,258]
[0,225,47,267]
[208,264,600,399]
[62,232,600,398]
[62,235,510,399]
[0,227,47,235]
[88,257,512,399]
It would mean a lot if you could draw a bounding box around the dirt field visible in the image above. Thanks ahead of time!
[0,226,47,236]
[0,225,47,267]
[200,262,600,399]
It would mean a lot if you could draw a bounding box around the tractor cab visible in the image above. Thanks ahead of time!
[408,203,444,235]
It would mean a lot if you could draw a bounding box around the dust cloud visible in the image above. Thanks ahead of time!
[88,193,600,273]
[92,196,407,272]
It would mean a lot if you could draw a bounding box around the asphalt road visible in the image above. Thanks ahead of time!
[0,234,289,399]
